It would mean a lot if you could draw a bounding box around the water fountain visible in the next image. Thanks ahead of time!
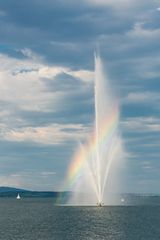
[60,53,124,206]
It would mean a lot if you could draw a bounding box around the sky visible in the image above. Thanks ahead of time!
[0,0,160,193]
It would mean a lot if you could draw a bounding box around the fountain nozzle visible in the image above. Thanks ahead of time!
[97,202,104,207]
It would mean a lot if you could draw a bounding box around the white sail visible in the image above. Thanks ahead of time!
[16,193,21,199]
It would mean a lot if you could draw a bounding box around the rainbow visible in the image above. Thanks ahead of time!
[57,103,119,204]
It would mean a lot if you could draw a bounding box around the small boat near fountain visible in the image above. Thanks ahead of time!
[16,193,21,199]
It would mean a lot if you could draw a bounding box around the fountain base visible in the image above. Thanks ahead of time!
[97,202,104,207]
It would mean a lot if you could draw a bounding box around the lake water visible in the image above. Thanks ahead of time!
[0,198,159,240]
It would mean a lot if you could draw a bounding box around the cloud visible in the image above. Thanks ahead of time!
[0,50,93,122]
[127,22,160,42]
[69,70,94,82]
[20,48,40,61]
[122,117,160,132]
[0,171,57,190]
[0,0,144,68]
[0,123,90,145]
[0,174,21,188]
[0,0,158,72]
[124,91,160,104]
[87,0,133,8]
[41,171,56,176]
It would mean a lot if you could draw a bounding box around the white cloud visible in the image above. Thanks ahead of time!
[69,69,93,82]
[0,171,57,190]
[41,171,56,176]
[0,175,21,188]
[20,48,40,61]
[140,161,155,171]
[0,50,93,114]
[121,117,160,132]
[124,91,160,104]
[38,66,68,79]
[128,22,160,39]
[97,20,160,84]
[0,52,63,112]
[0,123,90,145]
[0,110,10,118]
[50,41,77,51]
[87,0,133,8]
[0,49,95,146]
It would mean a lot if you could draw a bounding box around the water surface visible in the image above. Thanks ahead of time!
[0,198,159,240]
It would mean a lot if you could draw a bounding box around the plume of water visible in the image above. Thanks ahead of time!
[62,53,124,206]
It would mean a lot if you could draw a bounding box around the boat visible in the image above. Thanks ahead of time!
[16,193,21,199]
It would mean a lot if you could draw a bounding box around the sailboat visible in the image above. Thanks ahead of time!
[16,193,21,199]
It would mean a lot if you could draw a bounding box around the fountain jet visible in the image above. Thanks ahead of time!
[62,52,124,206]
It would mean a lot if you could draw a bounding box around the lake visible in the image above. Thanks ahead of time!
[0,198,159,240]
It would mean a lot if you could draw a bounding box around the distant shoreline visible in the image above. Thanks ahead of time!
[0,186,63,198]
[0,187,160,206]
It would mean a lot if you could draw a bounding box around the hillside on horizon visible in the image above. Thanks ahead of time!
[0,187,159,206]
[0,186,59,198]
